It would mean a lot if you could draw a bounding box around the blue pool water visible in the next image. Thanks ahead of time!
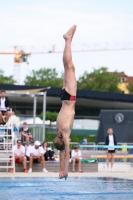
[0,177,133,200]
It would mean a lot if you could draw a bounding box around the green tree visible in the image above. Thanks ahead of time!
[127,80,133,93]
[24,67,63,87]
[77,67,121,92]
[0,69,15,84]
[40,111,58,126]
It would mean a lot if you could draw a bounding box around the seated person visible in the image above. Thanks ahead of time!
[19,122,33,146]
[42,141,55,161]
[6,109,20,138]
[26,139,35,159]
[71,144,82,172]
[0,89,11,125]
[28,140,48,173]
[10,139,28,173]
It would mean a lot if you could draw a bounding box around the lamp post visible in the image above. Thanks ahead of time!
[33,95,37,137]
[42,91,47,141]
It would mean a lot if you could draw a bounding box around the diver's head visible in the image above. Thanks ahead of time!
[53,137,65,151]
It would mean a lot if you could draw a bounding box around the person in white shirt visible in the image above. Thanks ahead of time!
[105,128,117,172]
[28,140,48,173]
[71,145,82,172]
[10,139,28,173]
[26,139,35,158]
[7,109,20,127]
[6,109,20,137]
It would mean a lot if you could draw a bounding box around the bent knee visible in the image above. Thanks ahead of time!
[40,155,44,159]
[6,111,10,115]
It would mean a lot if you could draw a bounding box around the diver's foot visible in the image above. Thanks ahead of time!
[59,170,64,179]
[59,173,68,180]
[64,174,68,180]
[59,175,64,179]
[63,25,77,41]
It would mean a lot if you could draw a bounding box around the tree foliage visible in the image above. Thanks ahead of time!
[40,111,58,125]
[24,66,122,93]
[0,69,15,84]
[77,67,121,92]
[127,80,133,94]
[24,67,63,87]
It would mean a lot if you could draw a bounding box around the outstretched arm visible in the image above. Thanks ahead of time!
[63,135,70,175]
[59,150,65,177]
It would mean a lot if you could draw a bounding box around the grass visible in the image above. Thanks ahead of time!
[45,133,96,143]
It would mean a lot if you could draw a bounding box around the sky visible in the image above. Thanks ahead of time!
[0,0,133,84]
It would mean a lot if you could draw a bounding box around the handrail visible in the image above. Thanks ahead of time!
[80,145,133,149]
[0,127,15,173]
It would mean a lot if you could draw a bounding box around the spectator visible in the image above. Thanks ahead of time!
[80,137,87,145]
[42,141,55,161]
[19,122,33,146]
[26,139,35,159]
[10,139,28,173]
[6,109,20,138]
[71,144,82,172]
[0,89,11,125]
[105,128,117,172]
[82,137,88,144]
[28,140,48,173]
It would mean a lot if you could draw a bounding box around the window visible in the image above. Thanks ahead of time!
[120,77,126,82]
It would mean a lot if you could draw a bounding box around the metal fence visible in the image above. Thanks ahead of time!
[96,142,133,163]
[0,127,15,173]
[80,143,133,169]
[29,126,44,142]
[45,127,97,135]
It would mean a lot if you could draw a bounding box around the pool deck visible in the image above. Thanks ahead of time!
[0,163,133,180]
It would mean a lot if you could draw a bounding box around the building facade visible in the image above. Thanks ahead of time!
[0,84,133,119]
[117,72,133,94]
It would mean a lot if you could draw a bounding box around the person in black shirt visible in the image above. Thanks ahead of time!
[42,141,55,161]
[19,122,33,146]
[0,89,11,124]
[105,128,117,171]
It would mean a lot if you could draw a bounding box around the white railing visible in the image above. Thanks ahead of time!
[0,127,15,173]
[80,144,133,169]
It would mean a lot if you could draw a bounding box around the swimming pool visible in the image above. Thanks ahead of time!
[0,177,133,200]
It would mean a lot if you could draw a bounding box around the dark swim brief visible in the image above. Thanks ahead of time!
[61,88,76,101]
[108,150,115,153]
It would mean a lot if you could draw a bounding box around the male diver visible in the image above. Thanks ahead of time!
[53,25,77,179]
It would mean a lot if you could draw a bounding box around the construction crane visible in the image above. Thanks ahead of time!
[0,42,133,84]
